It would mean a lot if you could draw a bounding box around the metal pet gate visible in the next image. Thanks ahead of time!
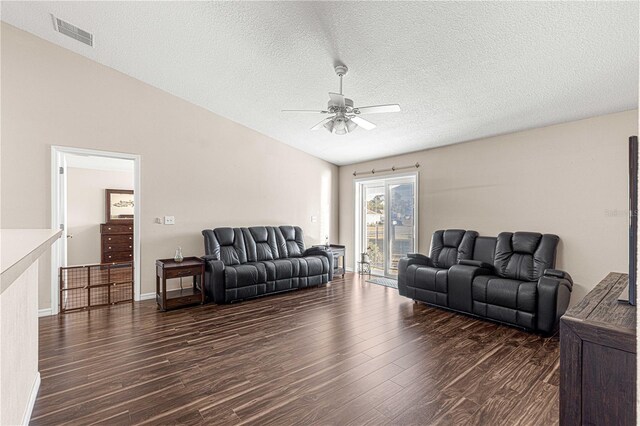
[59,262,134,313]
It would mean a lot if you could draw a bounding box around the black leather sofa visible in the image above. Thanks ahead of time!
[202,226,333,303]
[397,229,573,333]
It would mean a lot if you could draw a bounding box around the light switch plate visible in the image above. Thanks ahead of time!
[311,216,318,223]
[164,216,175,225]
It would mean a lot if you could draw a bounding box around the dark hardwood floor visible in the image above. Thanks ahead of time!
[32,273,560,425]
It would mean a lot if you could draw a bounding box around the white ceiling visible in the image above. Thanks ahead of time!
[2,2,638,166]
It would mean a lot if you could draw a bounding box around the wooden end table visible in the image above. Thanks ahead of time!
[313,244,346,278]
[155,257,205,311]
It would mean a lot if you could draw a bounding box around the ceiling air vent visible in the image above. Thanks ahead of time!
[51,15,93,47]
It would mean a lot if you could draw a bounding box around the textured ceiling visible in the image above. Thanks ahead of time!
[2,1,638,165]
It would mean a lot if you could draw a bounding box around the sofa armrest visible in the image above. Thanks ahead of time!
[544,269,573,286]
[458,259,494,271]
[202,257,226,303]
[303,247,334,280]
[536,271,573,333]
[407,253,434,265]
[448,264,494,313]
[397,254,433,297]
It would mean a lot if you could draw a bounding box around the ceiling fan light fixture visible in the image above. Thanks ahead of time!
[282,64,401,135]
[323,119,334,133]
[333,118,347,135]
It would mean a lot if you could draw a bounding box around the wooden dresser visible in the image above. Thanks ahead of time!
[560,272,636,425]
[100,222,133,264]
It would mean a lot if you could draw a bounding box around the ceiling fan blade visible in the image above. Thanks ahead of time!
[282,109,329,113]
[311,117,333,131]
[355,104,401,114]
[328,92,345,108]
[351,116,376,130]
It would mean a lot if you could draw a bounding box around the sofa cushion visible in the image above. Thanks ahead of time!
[279,226,305,258]
[202,227,247,265]
[430,229,477,268]
[224,263,267,288]
[244,227,280,262]
[494,232,558,281]
[262,259,299,281]
[472,276,537,313]
[408,265,449,293]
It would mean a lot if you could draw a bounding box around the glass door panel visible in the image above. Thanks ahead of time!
[387,181,415,276]
[363,184,385,275]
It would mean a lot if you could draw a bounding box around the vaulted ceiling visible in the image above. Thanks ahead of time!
[2,1,638,165]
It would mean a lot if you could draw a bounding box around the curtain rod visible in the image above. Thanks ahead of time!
[352,162,420,177]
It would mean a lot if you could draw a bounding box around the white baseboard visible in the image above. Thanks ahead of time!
[139,292,156,301]
[346,267,354,272]
[38,308,53,317]
[22,372,40,425]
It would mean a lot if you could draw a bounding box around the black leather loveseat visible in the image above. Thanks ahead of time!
[202,226,333,303]
[397,229,573,333]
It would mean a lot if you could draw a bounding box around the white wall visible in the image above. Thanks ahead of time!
[67,167,134,266]
[1,23,339,309]
[339,110,638,306]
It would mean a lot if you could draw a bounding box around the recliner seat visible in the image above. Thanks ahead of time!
[398,229,573,333]
[399,229,477,307]
[202,225,332,303]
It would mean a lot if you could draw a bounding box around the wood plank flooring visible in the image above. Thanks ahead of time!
[32,273,560,425]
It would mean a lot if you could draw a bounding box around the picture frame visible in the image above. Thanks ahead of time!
[105,189,134,223]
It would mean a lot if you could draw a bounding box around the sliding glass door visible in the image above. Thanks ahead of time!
[358,174,417,277]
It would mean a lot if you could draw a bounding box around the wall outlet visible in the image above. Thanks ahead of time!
[154,217,162,224]
[164,216,175,225]
[311,216,318,223]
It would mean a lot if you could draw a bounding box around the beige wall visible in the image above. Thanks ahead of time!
[67,167,134,266]
[0,261,39,425]
[339,110,638,305]
[1,24,339,309]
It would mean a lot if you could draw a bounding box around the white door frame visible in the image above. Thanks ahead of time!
[354,171,419,277]
[50,146,142,315]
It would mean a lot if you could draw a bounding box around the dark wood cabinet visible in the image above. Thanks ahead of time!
[560,272,636,426]
[100,223,133,264]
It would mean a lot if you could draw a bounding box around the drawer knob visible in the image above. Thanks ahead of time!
[108,227,111,230]
[109,247,112,249]
[129,246,132,249]
[129,254,132,257]
[108,238,112,241]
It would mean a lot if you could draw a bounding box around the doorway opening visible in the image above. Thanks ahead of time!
[50,146,141,315]
[355,173,418,278]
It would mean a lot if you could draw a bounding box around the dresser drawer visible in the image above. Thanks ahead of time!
[101,223,133,234]
[103,234,133,245]
[102,241,133,253]
[104,251,133,263]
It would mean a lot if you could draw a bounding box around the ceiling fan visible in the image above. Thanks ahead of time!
[282,65,401,135]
